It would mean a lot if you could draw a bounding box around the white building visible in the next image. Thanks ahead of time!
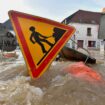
[62,10,103,50]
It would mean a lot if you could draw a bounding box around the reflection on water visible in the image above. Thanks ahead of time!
[0,50,105,105]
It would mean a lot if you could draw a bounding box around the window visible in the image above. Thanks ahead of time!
[88,41,96,47]
[87,28,91,36]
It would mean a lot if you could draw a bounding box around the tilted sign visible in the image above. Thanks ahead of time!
[9,10,75,78]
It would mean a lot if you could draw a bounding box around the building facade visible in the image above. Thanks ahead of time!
[62,10,103,50]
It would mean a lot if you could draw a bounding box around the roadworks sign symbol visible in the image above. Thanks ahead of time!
[8,10,75,78]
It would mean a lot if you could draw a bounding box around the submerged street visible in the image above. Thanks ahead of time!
[0,50,105,105]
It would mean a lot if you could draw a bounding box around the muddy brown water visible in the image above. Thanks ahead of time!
[0,51,105,105]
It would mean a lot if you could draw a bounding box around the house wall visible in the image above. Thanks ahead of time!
[66,22,102,50]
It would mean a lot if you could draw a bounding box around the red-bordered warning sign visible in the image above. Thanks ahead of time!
[8,10,75,78]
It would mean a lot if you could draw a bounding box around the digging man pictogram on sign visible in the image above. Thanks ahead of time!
[29,26,66,54]
[29,26,54,53]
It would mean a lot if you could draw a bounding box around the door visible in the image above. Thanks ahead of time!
[77,40,83,48]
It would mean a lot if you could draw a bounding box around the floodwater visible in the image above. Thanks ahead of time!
[0,50,105,105]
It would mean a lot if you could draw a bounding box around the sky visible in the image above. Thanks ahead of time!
[0,0,105,23]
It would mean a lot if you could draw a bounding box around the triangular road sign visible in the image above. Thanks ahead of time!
[8,10,75,78]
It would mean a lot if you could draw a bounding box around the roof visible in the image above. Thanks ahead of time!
[3,19,13,30]
[0,23,7,36]
[62,10,102,25]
